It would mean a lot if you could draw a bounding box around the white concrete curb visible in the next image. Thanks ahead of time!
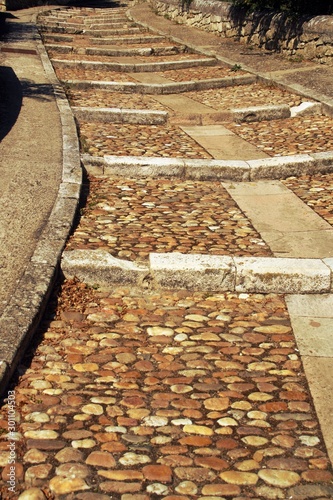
[61,250,333,294]
[64,74,256,94]
[81,152,333,181]
[73,106,168,125]
[51,56,218,72]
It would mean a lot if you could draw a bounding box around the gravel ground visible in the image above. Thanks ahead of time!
[66,175,272,260]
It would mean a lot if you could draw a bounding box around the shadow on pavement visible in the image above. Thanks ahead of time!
[0,66,22,141]
[0,67,55,142]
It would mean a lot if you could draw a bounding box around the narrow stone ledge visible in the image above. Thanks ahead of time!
[234,257,331,294]
[64,77,255,95]
[61,249,149,287]
[149,253,235,290]
[231,104,290,123]
[0,263,57,394]
[184,158,250,181]
[60,250,333,294]
[73,106,168,124]
[45,43,74,53]
[81,154,333,181]
[51,56,217,72]
[97,155,185,178]
[247,155,315,180]
[310,151,333,172]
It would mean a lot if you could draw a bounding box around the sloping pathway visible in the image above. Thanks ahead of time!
[1,2,333,499]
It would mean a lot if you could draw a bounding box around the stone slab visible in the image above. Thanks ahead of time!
[223,180,333,258]
[149,253,235,290]
[302,357,333,466]
[289,316,333,356]
[61,249,149,286]
[154,94,216,115]
[286,293,333,317]
[234,257,331,294]
[181,124,268,160]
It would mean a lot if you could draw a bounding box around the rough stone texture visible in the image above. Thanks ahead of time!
[150,0,333,64]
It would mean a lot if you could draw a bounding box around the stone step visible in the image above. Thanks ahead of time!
[90,35,166,45]
[83,27,147,36]
[73,106,168,124]
[81,152,333,181]
[61,249,333,294]
[64,74,256,94]
[51,56,218,72]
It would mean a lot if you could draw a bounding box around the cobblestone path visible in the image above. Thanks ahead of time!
[1,2,333,499]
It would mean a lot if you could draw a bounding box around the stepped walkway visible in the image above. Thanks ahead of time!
[1,1,333,498]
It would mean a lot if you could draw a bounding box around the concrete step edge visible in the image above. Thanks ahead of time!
[81,152,333,181]
[73,106,168,125]
[61,249,333,294]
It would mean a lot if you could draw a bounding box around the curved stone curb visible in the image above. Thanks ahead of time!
[0,31,81,396]
[61,249,333,294]
[73,106,168,125]
[51,56,218,72]
[64,74,255,94]
[81,152,333,181]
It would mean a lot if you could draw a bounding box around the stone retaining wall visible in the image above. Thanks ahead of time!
[148,0,333,64]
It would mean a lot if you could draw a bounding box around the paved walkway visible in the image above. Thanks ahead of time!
[0,5,80,390]
[0,2,333,499]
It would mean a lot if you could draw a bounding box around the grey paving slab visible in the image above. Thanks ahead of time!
[223,180,333,258]
[130,71,173,84]
[181,124,269,159]
[286,293,333,463]
[154,93,218,115]
[286,293,333,317]
[288,317,333,356]
[302,357,333,466]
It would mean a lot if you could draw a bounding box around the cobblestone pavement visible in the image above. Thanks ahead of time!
[65,176,272,261]
[1,281,333,499]
[282,173,333,227]
[67,89,168,111]
[227,116,333,157]
[1,3,333,499]
[78,122,213,158]
[55,65,248,83]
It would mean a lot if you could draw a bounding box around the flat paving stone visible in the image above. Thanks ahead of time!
[282,172,333,228]
[222,180,333,258]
